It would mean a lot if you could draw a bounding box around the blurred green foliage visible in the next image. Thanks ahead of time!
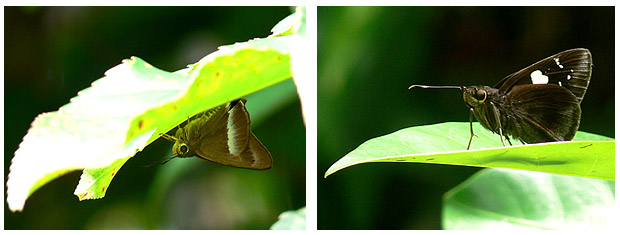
[318,6,614,229]
[443,168,615,229]
[4,6,305,229]
[270,207,306,230]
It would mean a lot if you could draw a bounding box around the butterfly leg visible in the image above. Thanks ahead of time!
[491,106,506,147]
[198,110,207,119]
[498,129,506,146]
[467,108,476,150]
[160,133,178,142]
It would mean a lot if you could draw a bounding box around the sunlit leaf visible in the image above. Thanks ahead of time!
[325,122,614,180]
[6,9,305,212]
[270,6,303,37]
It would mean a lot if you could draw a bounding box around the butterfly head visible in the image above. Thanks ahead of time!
[462,85,494,108]
[171,141,193,158]
[168,127,194,158]
[160,126,194,158]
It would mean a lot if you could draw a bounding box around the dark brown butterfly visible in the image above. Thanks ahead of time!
[160,99,272,169]
[410,48,593,149]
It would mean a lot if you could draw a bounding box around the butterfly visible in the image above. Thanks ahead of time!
[160,99,272,169]
[410,48,593,149]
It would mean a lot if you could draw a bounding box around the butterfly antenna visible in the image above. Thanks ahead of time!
[142,156,176,167]
[409,84,463,89]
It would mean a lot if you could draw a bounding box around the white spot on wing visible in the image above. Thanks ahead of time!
[567,74,571,80]
[227,112,240,156]
[554,57,563,68]
[530,70,549,84]
[558,81,562,86]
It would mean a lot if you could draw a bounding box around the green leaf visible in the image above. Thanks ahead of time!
[73,157,131,200]
[443,168,615,229]
[324,122,614,180]
[270,7,304,37]
[270,207,306,230]
[6,9,304,212]
[284,6,309,124]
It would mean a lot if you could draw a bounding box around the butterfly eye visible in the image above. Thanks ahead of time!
[179,144,189,154]
[474,89,487,101]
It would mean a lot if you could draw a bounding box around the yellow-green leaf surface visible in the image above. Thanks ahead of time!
[325,122,614,180]
[443,168,615,229]
[7,8,304,212]
[275,6,310,124]
[270,6,303,37]
[270,207,306,230]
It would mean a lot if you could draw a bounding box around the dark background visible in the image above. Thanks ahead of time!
[318,6,614,229]
[4,6,305,229]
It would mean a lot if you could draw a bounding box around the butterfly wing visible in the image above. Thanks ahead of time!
[244,132,273,169]
[195,99,272,170]
[505,84,581,143]
[495,48,592,103]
